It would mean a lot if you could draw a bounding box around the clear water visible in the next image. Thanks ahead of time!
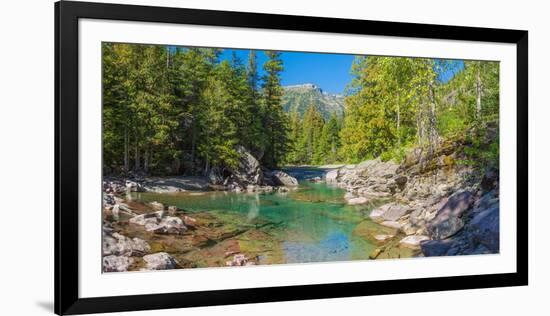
[129,168,381,264]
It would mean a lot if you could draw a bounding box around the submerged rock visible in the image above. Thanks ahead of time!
[145,216,187,234]
[226,253,254,266]
[129,211,187,234]
[143,252,178,270]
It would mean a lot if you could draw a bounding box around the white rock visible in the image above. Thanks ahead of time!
[399,235,430,249]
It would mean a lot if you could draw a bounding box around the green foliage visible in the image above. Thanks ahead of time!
[339,55,499,168]
[461,127,499,170]
[261,51,290,168]
[103,44,287,175]
[103,43,500,174]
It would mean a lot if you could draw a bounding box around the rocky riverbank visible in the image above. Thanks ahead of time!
[102,183,294,272]
[105,146,299,195]
[325,135,499,258]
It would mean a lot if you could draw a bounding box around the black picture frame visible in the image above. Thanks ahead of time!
[55,1,528,315]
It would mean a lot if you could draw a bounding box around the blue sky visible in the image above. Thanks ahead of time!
[219,48,463,94]
[220,49,354,94]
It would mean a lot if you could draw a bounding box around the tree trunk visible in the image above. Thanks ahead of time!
[123,127,129,173]
[190,120,196,166]
[476,62,482,120]
[144,147,149,173]
[134,133,140,172]
[396,92,401,147]
[204,158,210,177]
[428,81,439,155]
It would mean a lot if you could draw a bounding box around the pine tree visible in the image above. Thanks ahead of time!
[261,51,289,168]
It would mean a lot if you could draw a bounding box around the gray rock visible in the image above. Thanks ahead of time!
[226,146,263,185]
[427,190,474,239]
[143,252,178,270]
[103,255,133,272]
[208,166,224,185]
[270,170,299,186]
[325,169,339,184]
[467,205,499,252]
[369,203,411,223]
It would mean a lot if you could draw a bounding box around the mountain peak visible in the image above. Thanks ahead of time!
[282,83,345,120]
[284,83,320,90]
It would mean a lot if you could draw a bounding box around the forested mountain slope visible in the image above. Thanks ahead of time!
[282,83,344,120]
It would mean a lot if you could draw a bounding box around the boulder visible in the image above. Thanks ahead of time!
[103,255,133,272]
[347,197,368,205]
[369,203,411,223]
[427,190,474,240]
[467,205,499,252]
[270,170,299,187]
[399,235,430,249]
[420,239,456,257]
[226,146,263,185]
[325,169,339,184]
[208,166,224,185]
[143,252,178,270]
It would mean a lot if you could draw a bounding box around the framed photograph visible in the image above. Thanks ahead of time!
[55,0,528,314]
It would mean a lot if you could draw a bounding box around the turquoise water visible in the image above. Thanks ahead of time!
[130,169,380,264]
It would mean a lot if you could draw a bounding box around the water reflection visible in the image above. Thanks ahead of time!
[247,194,260,220]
